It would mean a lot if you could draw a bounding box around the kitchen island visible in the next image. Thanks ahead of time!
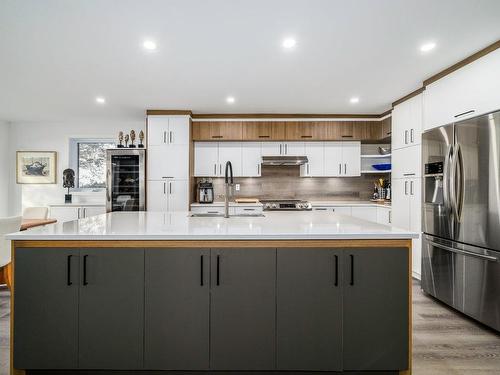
[7,211,417,375]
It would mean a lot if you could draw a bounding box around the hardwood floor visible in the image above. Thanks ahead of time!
[0,281,499,374]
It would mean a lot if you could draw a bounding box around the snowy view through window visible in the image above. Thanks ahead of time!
[78,142,114,188]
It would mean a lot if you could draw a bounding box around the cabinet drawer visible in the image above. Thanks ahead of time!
[190,206,226,215]
[233,206,263,215]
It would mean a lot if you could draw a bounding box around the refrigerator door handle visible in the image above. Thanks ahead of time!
[450,144,460,222]
[443,144,453,216]
[456,143,465,222]
[426,238,498,262]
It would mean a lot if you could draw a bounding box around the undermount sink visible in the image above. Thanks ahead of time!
[189,213,265,218]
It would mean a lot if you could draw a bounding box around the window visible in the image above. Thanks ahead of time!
[69,138,115,189]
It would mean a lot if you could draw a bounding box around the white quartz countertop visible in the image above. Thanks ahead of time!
[7,211,416,241]
[49,203,106,207]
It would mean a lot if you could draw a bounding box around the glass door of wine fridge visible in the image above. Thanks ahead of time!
[106,149,145,212]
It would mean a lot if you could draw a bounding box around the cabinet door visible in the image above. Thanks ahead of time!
[147,116,169,146]
[194,142,219,176]
[148,144,189,179]
[392,102,409,150]
[342,141,361,176]
[285,122,328,140]
[210,122,243,140]
[14,248,79,369]
[261,142,283,156]
[277,249,342,371]
[167,179,189,212]
[332,206,352,215]
[49,206,80,222]
[343,248,409,371]
[409,94,423,146]
[283,142,305,156]
[376,207,392,225]
[145,249,210,370]
[241,142,262,177]
[242,121,286,140]
[351,206,377,222]
[408,178,422,232]
[210,249,276,370]
[324,142,343,176]
[392,144,421,179]
[78,249,144,369]
[391,178,410,230]
[83,206,106,218]
[218,142,242,177]
[147,180,167,212]
[167,116,190,145]
[301,142,324,177]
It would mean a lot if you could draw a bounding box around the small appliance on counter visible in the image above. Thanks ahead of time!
[198,179,214,204]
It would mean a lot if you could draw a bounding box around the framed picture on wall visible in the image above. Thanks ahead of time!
[16,151,57,184]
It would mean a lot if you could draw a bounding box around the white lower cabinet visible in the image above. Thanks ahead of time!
[351,207,377,222]
[376,207,392,226]
[147,179,189,212]
[49,205,106,223]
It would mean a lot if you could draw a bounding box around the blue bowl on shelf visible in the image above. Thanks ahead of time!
[372,163,391,171]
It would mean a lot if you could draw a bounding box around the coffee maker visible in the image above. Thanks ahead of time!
[197,180,214,204]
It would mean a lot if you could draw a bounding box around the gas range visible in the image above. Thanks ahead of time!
[260,199,312,211]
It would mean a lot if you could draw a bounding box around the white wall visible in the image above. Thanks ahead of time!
[8,119,145,215]
[0,121,11,216]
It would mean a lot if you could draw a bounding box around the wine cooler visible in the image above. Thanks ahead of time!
[106,149,146,212]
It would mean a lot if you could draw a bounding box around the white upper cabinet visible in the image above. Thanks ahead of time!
[324,142,343,176]
[324,142,361,177]
[147,116,170,146]
[218,142,242,177]
[341,142,361,176]
[241,142,262,177]
[392,94,423,150]
[261,142,283,156]
[392,145,421,179]
[424,48,500,131]
[283,142,305,156]
[147,115,190,179]
[194,142,219,176]
[301,142,324,177]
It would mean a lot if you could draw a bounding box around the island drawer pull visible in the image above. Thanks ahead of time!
[216,255,220,286]
[200,255,204,286]
[349,254,354,286]
[83,255,88,286]
[334,255,339,286]
[67,255,73,286]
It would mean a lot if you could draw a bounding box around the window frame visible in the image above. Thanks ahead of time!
[68,138,115,191]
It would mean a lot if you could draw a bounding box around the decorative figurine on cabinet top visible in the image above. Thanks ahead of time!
[117,131,124,148]
[129,130,136,148]
[138,130,145,148]
[124,134,129,148]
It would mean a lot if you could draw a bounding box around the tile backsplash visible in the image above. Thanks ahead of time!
[199,165,389,201]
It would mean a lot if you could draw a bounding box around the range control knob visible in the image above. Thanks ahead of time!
[271,203,277,209]
[264,203,271,209]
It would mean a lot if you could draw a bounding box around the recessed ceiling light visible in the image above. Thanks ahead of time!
[143,40,157,50]
[95,97,106,104]
[350,97,359,104]
[226,96,235,104]
[282,38,297,49]
[420,42,436,53]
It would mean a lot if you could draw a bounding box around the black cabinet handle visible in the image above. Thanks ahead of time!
[216,255,220,286]
[349,254,354,286]
[200,255,204,286]
[334,255,338,286]
[67,255,73,286]
[83,255,88,286]
[258,135,270,138]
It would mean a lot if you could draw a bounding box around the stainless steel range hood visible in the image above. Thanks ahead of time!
[261,155,308,166]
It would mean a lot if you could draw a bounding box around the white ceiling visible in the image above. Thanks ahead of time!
[1,0,499,123]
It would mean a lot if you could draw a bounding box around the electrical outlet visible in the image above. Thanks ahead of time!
[235,183,240,191]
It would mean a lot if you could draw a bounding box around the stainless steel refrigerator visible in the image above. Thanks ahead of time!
[106,149,146,212]
[422,110,500,331]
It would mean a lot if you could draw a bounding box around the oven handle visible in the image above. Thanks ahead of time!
[426,238,498,262]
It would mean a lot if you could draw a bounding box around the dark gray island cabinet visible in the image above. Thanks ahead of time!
[11,240,411,375]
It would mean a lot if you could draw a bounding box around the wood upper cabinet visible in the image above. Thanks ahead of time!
[192,121,242,140]
[242,121,286,140]
[285,122,328,140]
